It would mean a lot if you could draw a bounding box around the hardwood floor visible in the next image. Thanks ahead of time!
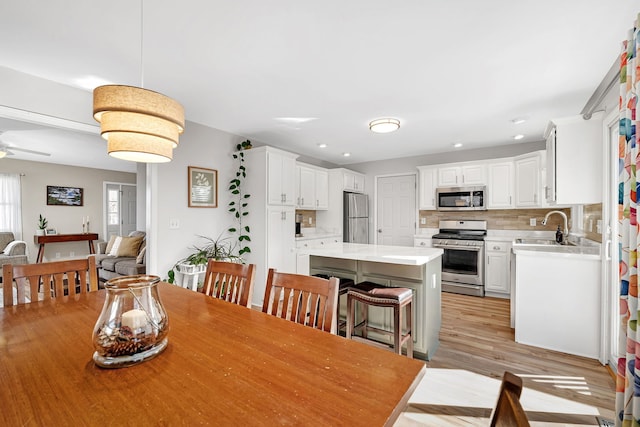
[396,292,615,426]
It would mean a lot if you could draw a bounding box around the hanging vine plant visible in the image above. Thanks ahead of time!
[228,140,252,258]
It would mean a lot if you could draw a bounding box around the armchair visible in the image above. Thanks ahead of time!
[0,232,28,273]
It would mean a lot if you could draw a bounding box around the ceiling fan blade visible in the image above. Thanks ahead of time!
[7,146,51,156]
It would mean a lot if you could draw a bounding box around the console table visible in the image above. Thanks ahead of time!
[33,233,99,263]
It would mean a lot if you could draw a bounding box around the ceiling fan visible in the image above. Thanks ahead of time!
[0,131,51,158]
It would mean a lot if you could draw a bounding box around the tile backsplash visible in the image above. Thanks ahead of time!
[295,210,317,228]
[418,208,573,232]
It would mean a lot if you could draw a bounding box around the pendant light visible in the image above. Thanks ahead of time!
[93,0,184,163]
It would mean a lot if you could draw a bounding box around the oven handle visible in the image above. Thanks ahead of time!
[432,243,483,252]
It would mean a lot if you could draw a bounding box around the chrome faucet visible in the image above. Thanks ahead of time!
[541,210,569,241]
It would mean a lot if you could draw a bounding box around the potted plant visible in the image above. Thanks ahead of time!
[228,140,251,259]
[36,214,48,236]
[167,234,241,285]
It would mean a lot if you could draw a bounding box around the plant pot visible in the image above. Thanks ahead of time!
[36,229,45,236]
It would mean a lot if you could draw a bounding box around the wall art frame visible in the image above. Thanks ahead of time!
[47,185,84,206]
[188,166,218,208]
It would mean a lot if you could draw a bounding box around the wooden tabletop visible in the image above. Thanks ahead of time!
[0,282,425,426]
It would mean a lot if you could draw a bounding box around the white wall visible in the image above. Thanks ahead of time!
[147,121,244,280]
[0,158,135,261]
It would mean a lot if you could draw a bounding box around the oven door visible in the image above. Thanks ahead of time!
[432,242,484,287]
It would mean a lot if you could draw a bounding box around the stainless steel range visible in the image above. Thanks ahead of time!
[432,220,487,297]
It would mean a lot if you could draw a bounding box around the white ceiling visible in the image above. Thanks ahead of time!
[0,0,638,171]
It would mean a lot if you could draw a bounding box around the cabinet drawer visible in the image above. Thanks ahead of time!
[486,242,509,252]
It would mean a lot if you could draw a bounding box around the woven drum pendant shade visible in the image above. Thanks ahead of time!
[93,85,185,163]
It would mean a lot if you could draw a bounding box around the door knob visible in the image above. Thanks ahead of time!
[377,229,382,233]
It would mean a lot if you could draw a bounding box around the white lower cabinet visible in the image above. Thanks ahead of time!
[484,240,511,297]
[414,237,432,248]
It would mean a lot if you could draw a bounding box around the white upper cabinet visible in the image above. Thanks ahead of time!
[267,150,297,206]
[514,151,545,208]
[487,161,514,209]
[437,163,486,186]
[296,163,329,210]
[343,170,365,193]
[417,166,437,210]
[545,113,603,205]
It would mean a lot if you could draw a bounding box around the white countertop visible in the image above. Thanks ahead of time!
[295,232,341,242]
[299,243,443,266]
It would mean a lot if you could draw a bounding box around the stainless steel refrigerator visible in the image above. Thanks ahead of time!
[343,192,369,243]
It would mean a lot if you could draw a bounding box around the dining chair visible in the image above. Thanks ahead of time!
[489,371,530,427]
[200,260,255,308]
[262,268,339,334]
[2,255,99,306]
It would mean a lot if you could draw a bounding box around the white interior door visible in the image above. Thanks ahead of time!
[105,183,137,239]
[376,174,416,246]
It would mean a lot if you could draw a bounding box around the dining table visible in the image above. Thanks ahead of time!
[0,282,426,426]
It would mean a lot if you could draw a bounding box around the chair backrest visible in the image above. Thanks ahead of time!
[2,256,99,306]
[200,260,255,308]
[262,268,339,334]
[490,371,530,427]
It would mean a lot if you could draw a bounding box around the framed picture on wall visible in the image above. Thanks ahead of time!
[188,166,218,208]
[47,185,83,206]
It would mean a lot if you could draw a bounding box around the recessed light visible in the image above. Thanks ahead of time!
[317,143,328,148]
[453,143,463,148]
[369,118,400,133]
[511,117,528,124]
[513,134,524,140]
[342,152,351,157]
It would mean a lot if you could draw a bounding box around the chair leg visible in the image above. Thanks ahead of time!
[393,304,401,355]
[406,300,413,359]
[346,295,354,339]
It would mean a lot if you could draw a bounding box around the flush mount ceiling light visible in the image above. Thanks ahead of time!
[369,118,400,134]
[317,143,328,148]
[343,152,351,157]
[510,117,528,125]
[513,134,524,140]
[453,143,463,148]
[93,0,184,163]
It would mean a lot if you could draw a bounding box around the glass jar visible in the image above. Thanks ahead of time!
[92,275,169,368]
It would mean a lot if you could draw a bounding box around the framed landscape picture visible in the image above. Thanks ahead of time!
[188,166,217,208]
[47,185,83,206]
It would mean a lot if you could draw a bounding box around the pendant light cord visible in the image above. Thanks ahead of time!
[140,0,144,88]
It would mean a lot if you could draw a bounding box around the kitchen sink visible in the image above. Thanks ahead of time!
[514,238,576,246]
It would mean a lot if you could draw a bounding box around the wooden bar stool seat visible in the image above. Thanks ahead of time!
[346,281,413,358]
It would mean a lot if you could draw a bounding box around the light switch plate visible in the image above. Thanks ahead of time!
[529,218,536,226]
[169,218,180,229]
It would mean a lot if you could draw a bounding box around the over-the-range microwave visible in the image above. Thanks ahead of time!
[436,186,487,211]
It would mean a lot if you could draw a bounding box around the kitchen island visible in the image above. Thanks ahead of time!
[298,243,443,360]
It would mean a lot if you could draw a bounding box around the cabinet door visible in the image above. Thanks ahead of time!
[297,166,315,209]
[487,161,514,209]
[438,166,460,186]
[515,154,541,207]
[315,169,329,209]
[485,241,510,294]
[418,167,437,210]
[267,207,296,273]
[461,164,486,185]
[353,173,365,192]
[267,153,284,205]
[281,155,297,205]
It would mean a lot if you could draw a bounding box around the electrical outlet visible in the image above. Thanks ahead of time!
[420,217,426,225]
[308,217,313,225]
[55,252,61,258]
[70,251,75,257]
[529,218,536,226]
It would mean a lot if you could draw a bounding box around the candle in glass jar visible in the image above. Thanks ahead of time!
[121,309,147,330]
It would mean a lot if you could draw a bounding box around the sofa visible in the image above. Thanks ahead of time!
[95,231,146,282]
[0,232,28,272]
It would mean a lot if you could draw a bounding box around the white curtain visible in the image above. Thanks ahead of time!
[0,173,22,239]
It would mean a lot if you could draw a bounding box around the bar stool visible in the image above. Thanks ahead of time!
[346,282,413,358]
[312,274,354,334]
